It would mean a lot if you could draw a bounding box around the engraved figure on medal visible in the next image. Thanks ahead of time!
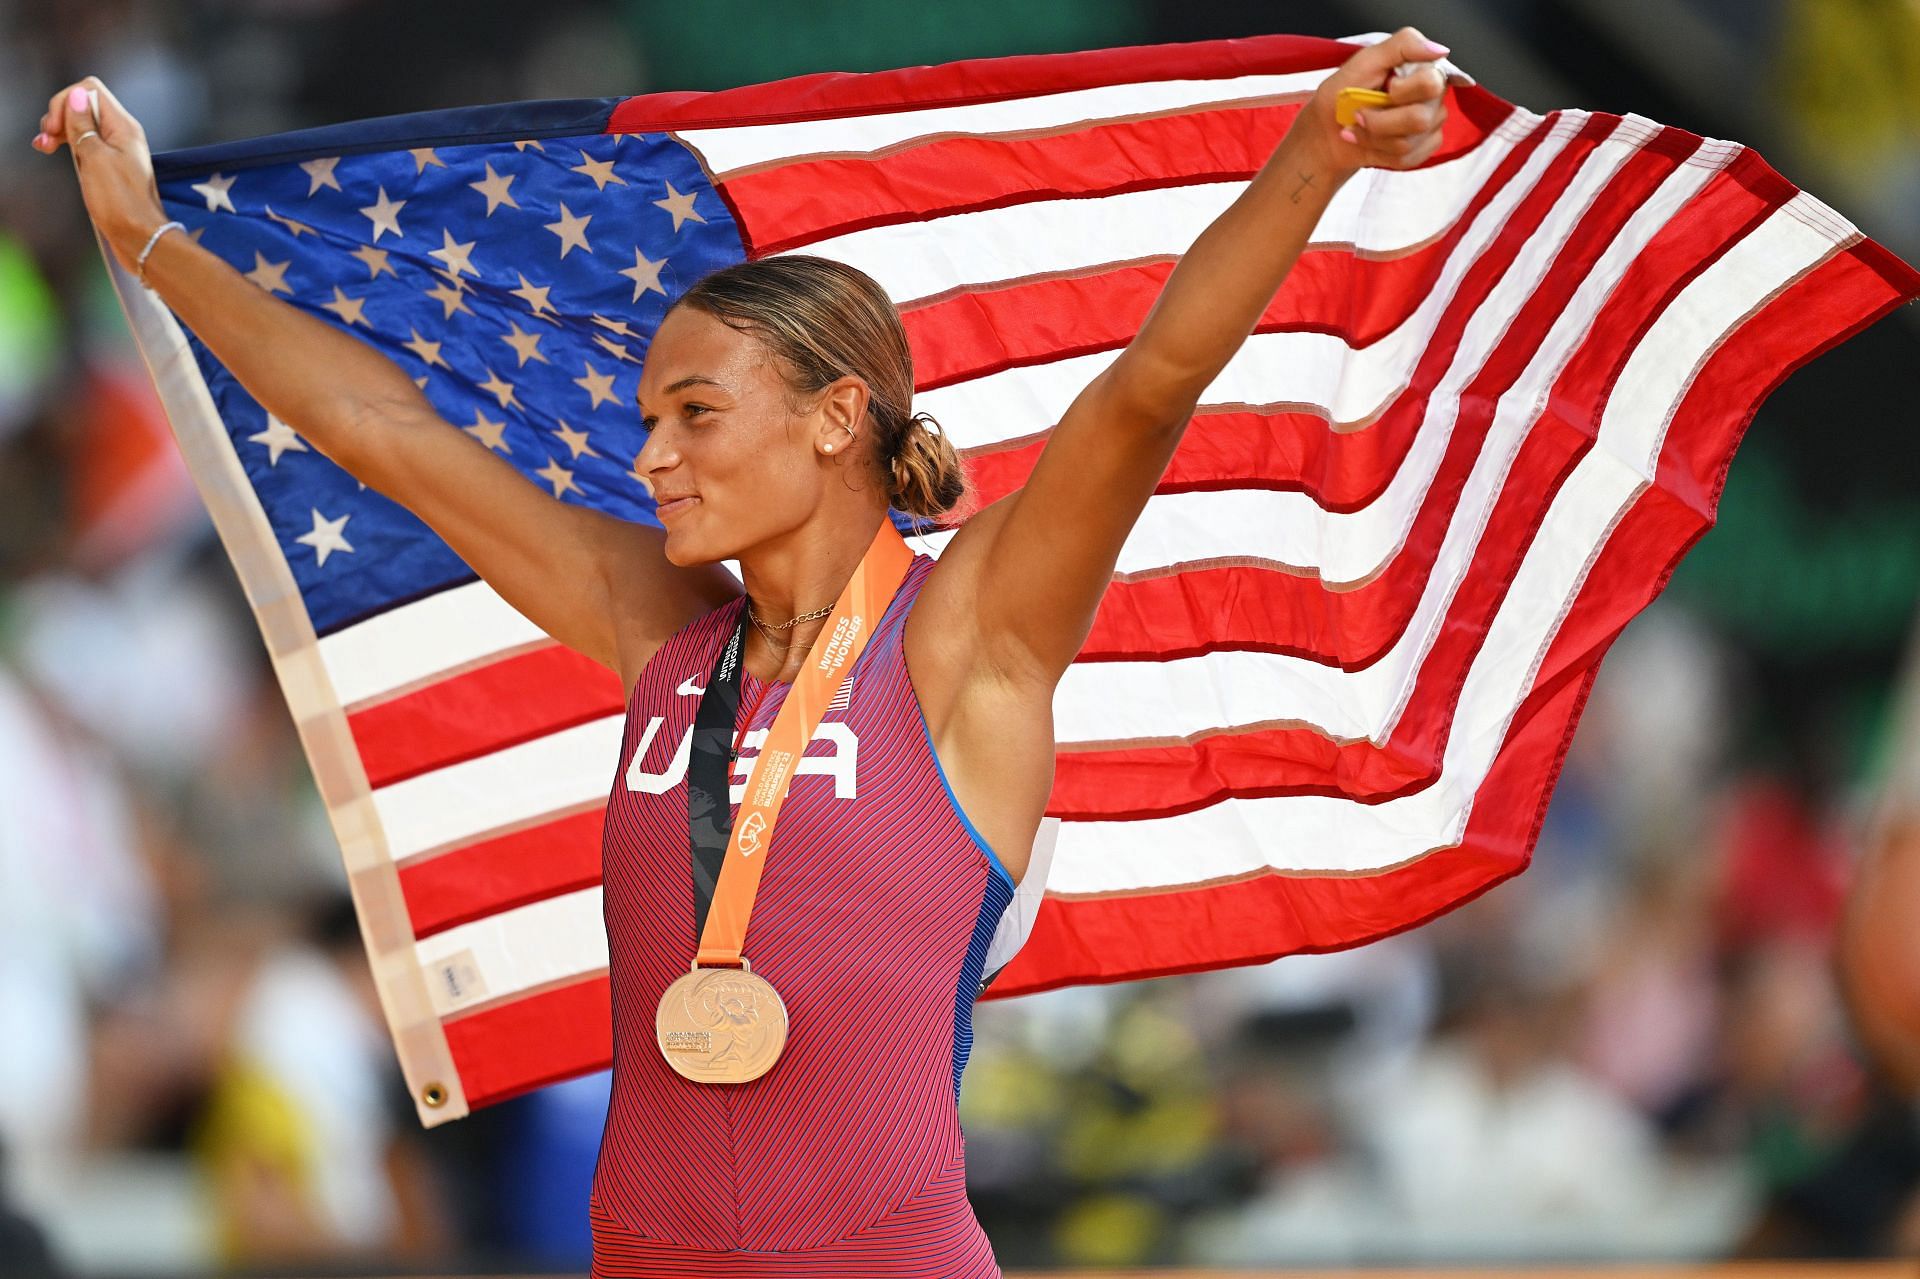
[656,965,789,1083]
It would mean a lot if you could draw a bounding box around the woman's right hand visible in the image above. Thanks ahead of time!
[32,77,170,274]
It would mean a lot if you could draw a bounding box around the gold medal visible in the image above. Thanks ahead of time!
[655,958,789,1084]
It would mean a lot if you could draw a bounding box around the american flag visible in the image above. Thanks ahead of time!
[107,31,1920,1126]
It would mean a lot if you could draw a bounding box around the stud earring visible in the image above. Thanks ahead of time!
[824,443,835,453]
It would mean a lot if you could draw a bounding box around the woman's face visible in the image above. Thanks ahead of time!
[633,304,857,565]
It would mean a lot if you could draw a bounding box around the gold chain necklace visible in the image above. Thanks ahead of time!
[746,598,833,654]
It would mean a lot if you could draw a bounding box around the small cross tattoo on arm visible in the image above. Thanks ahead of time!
[1290,170,1317,203]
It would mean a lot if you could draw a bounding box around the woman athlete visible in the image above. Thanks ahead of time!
[37,26,1450,1276]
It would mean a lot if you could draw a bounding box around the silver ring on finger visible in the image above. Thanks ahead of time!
[76,129,101,144]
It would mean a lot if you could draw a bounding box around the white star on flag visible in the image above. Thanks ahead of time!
[619,248,668,301]
[294,507,353,566]
[545,203,593,258]
[536,456,581,498]
[244,252,292,295]
[247,414,309,465]
[402,329,447,368]
[593,334,637,363]
[191,172,237,213]
[424,280,471,320]
[571,151,627,191]
[300,156,342,195]
[477,367,520,410]
[359,187,407,242]
[511,273,559,319]
[549,420,598,459]
[321,287,369,326]
[654,181,705,233]
[265,206,316,237]
[429,229,479,280]
[499,323,548,366]
[469,162,520,215]
[573,360,618,409]
[463,409,510,452]
[351,244,394,279]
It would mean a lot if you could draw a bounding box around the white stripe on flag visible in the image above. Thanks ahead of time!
[321,577,549,707]
[414,886,607,1016]
[373,714,624,860]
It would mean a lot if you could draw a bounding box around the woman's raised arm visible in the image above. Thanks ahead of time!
[35,78,738,684]
[944,27,1453,687]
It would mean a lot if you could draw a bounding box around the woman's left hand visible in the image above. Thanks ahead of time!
[1305,26,1452,179]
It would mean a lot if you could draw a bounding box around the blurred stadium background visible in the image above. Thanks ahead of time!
[3,0,1918,1274]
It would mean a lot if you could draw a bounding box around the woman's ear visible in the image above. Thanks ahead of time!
[813,375,868,455]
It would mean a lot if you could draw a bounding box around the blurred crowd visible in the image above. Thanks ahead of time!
[3,0,1919,1275]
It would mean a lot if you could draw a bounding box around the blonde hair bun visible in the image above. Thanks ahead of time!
[888,412,966,520]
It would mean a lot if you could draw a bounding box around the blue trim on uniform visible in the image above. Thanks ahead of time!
[911,701,1017,896]
[894,558,1017,895]
[949,866,1015,1104]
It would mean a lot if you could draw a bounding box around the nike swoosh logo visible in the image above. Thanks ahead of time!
[677,675,705,696]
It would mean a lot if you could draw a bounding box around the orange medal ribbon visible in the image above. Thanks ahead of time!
[695,517,914,966]
[655,520,914,1084]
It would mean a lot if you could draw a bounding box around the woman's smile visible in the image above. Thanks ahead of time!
[656,494,702,520]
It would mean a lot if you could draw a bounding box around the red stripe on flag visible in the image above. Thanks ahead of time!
[400,808,607,939]
[443,972,611,1111]
[965,406,1402,514]
[987,229,1916,998]
[906,219,1448,393]
[727,96,1492,256]
[610,33,1516,143]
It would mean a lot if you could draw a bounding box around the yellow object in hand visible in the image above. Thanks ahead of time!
[1335,87,1393,126]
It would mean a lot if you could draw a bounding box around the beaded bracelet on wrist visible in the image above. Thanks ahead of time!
[135,219,184,287]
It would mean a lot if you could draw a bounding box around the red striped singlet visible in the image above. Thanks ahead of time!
[592,551,1017,1277]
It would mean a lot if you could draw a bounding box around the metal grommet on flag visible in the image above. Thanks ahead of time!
[420,1081,449,1108]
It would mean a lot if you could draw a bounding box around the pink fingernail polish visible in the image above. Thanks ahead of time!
[32,132,47,148]
[68,85,88,112]
[1340,127,1357,144]
[1425,40,1450,55]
